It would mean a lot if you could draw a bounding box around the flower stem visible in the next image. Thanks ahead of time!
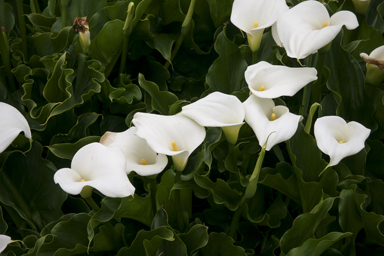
[16,0,28,59]
[227,198,247,239]
[0,28,16,91]
[61,0,68,29]
[147,176,158,215]
[175,171,185,231]
[310,50,328,105]
[83,196,100,212]
[164,0,196,69]
[252,50,258,64]
[300,54,313,116]
[120,2,135,74]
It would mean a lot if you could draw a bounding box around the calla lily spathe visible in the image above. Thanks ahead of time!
[243,95,302,151]
[54,142,135,198]
[230,0,288,52]
[272,0,358,59]
[314,116,370,167]
[0,235,12,253]
[100,127,168,176]
[180,92,245,144]
[360,45,384,86]
[132,113,206,172]
[245,61,318,98]
[0,102,32,153]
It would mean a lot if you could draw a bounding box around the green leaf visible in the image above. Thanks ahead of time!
[88,19,125,67]
[48,136,100,159]
[0,205,7,233]
[206,0,233,28]
[199,232,246,256]
[280,197,337,255]
[286,232,352,256]
[138,73,178,115]
[0,142,66,231]
[366,0,384,33]
[26,13,57,32]
[32,27,75,56]
[206,26,247,94]
[179,224,209,255]
[0,0,15,34]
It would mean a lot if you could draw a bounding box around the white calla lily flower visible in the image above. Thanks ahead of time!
[245,61,318,98]
[132,113,206,172]
[272,0,358,59]
[314,116,370,168]
[230,0,288,52]
[243,95,302,151]
[360,45,384,86]
[0,235,12,253]
[100,127,168,176]
[180,92,245,144]
[54,142,135,198]
[0,102,32,153]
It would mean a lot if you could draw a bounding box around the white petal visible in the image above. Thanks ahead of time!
[181,92,244,127]
[245,61,317,98]
[314,116,370,166]
[275,0,357,59]
[100,127,168,176]
[243,95,301,151]
[0,235,12,253]
[54,143,135,198]
[132,113,206,171]
[0,102,31,153]
[368,45,384,60]
[330,11,358,30]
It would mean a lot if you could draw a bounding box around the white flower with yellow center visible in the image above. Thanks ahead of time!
[243,95,302,151]
[314,116,370,168]
[272,0,358,59]
[0,235,12,253]
[54,142,135,198]
[100,127,168,176]
[0,102,31,153]
[245,61,317,98]
[230,0,288,52]
[180,92,245,144]
[132,113,206,172]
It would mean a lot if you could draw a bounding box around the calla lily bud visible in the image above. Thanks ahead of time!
[0,102,32,153]
[54,143,135,198]
[243,95,302,151]
[73,16,90,54]
[180,92,245,144]
[314,116,370,170]
[245,61,317,99]
[100,127,168,176]
[352,0,370,16]
[231,0,288,52]
[272,0,358,59]
[360,46,384,86]
[123,2,135,36]
[0,235,12,253]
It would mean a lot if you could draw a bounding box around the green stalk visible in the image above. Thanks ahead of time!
[310,49,328,105]
[33,0,41,13]
[120,2,135,74]
[16,0,28,59]
[84,196,100,212]
[164,0,196,69]
[299,54,313,116]
[0,28,16,91]
[30,0,36,13]
[146,176,158,215]
[227,198,247,239]
[2,204,27,238]
[61,0,68,29]
[175,171,185,231]
[252,50,258,64]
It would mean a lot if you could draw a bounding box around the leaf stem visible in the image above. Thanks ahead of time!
[175,170,185,231]
[0,28,16,91]
[16,0,28,59]
[61,0,68,29]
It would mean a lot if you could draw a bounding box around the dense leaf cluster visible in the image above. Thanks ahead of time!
[1,0,384,255]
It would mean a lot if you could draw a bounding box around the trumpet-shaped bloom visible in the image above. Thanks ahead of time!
[100,127,168,176]
[360,46,384,86]
[243,95,302,151]
[314,116,370,167]
[132,113,206,172]
[245,61,317,98]
[0,235,12,253]
[272,0,358,59]
[0,102,32,153]
[230,0,288,52]
[180,92,245,144]
[54,142,135,198]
